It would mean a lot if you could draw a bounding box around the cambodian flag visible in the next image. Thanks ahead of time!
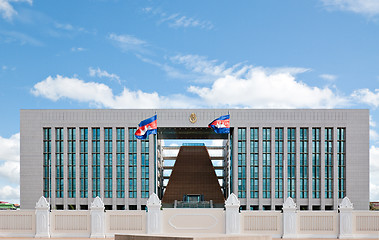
[208,114,230,134]
[135,115,157,140]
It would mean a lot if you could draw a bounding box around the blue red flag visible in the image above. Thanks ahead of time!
[208,114,230,134]
[135,115,157,140]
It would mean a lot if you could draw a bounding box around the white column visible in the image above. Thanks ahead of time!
[282,197,297,238]
[339,197,354,239]
[146,193,162,234]
[35,196,50,238]
[225,193,240,234]
[90,196,105,238]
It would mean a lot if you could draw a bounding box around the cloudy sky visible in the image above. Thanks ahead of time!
[1,0,379,204]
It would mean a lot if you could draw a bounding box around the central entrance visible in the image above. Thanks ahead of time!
[156,127,232,207]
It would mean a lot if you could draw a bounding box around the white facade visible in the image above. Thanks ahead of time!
[20,109,369,210]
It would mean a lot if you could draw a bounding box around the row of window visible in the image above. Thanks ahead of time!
[237,127,346,199]
[43,127,149,199]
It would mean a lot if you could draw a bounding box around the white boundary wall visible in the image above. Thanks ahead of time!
[0,196,378,238]
[240,211,282,237]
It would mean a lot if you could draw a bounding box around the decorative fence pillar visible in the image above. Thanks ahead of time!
[35,196,50,238]
[90,197,105,238]
[282,197,297,238]
[339,197,354,239]
[225,193,240,234]
[146,193,162,234]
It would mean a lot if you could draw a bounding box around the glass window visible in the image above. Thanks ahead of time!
[262,128,271,198]
[312,128,321,199]
[43,128,51,198]
[287,128,296,198]
[275,128,283,198]
[92,128,100,198]
[238,128,246,198]
[129,128,137,198]
[250,128,259,198]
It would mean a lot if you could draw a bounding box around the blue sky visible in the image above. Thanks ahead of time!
[1,0,379,204]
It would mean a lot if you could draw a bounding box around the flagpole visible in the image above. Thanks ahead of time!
[155,111,158,195]
[228,110,231,197]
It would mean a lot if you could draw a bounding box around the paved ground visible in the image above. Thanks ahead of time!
[0,237,378,240]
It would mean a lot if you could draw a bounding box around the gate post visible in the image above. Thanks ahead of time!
[147,193,162,234]
[339,197,354,239]
[282,197,297,238]
[90,196,105,238]
[225,193,240,234]
[35,196,50,238]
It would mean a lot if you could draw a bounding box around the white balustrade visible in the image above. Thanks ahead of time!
[0,195,377,238]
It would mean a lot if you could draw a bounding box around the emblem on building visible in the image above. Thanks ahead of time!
[189,113,197,124]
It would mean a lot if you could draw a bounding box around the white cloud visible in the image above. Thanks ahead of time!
[71,47,86,52]
[176,55,347,108]
[0,160,19,183]
[321,0,379,16]
[88,67,120,84]
[31,75,195,109]
[0,0,32,21]
[143,7,213,30]
[320,74,337,81]
[108,33,148,53]
[0,185,19,204]
[55,22,73,31]
[0,31,42,46]
[370,145,379,201]
[370,115,376,127]
[371,129,379,141]
[351,88,379,107]
[0,133,20,189]
[171,54,311,84]
[136,54,191,80]
[166,14,213,29]
[0,133,19,162]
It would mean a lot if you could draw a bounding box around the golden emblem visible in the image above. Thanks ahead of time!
[189,113,197,124]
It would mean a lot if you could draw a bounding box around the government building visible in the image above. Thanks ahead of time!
[20,109,369,210]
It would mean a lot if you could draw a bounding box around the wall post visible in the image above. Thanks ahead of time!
[282,197,297,238]
[35,196,50,238]
[146,193,162,234]
[225,193,240,234]
[90,196,105,238]
[339,197,354,239]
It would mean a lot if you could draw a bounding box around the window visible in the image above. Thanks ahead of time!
[250,128,259,198]
[312,128,321,198]
[80,128,88,198]
[338,128,346,198]
[325,128,333,198]
[43,128,51,198]
[287,128,296,198]
[262,128,271,198]
[300,128,308,198]
[116,128,125,198]
[141,139,149,198]
[275,128,283,198]
[238,128,246,198]
[67,128,76,198]
[129,128,137,198]
[55,128,64,198]
[104,128,112,198]
[92,128,100,198]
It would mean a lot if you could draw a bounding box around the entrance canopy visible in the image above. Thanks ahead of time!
[157,127,231,139]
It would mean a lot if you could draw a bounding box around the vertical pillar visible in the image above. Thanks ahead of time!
[90,196,105,238]
[282,197,297,238]
[339,197,354,239]
[225,193,240,235]
[146,193,162,234]
[35,196,50,238]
